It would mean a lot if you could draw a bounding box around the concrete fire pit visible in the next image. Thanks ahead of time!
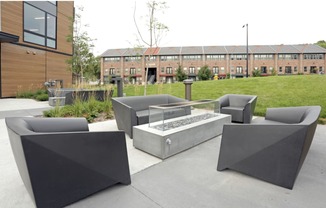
[133,113,231,159]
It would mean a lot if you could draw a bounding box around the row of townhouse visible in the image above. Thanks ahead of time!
[100,44,326,84]
[0,1,74,98]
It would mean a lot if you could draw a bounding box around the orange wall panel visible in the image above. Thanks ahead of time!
[1,44,46,97]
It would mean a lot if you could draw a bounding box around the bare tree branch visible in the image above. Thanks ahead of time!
[133,2,149,46]
[133,1,169,95]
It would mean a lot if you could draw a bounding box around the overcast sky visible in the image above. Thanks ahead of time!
[74,0,326,56]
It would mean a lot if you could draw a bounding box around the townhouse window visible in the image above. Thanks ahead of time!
[279,67,282,73]
[146,56,156,61]
[285,66,292,74]
[212,66,219,74]
[109,68,115,75]
[236,66,243,74]
[254,54,273,60]
[189,67,195,74]
[230,55,247,60]
[104,57,120,62]
[166,67,173,74]
[304,54,324,59]
[304,66,308,72]
[261,66,267,73]
[161,55,179,61]
[278,54,298,60]
[125,56,141,62]
[24,2,57,48]
[207,55,225,60]
[130,68,136,75]
[183,55,202,61]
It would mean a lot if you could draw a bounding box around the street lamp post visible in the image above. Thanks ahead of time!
[243,24,249,78]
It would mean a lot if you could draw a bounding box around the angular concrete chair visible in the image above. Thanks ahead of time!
[217,94,257,123]
[217,106,321,189]
[5,117,131,208]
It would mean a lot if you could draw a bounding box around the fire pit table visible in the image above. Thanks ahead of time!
[133,99,231,159]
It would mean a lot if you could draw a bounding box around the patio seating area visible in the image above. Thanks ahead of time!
[0,98,326,208]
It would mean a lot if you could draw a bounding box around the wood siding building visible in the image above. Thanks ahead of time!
[0,1,74,98]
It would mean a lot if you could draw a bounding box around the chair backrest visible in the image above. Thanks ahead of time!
[228,94,255,108]
[265,106,321,125]
[112,94,185,111]
[6,117,89,135]
[299,106,321,125]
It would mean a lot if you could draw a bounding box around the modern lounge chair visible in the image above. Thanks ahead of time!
[112,94,190,138]
[217,94,257,123]
[217,106,321,189]
[5,117,131,208]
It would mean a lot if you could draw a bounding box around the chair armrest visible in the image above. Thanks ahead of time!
[112,99,137,138]
[243,96,257,123]
[217,95,229,108]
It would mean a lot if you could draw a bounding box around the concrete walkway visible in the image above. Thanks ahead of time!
[0,99,326,208]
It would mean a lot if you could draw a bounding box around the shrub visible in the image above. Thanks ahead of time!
[17,86,48,100]
[197,65,212,80]
[17,91,34,98]
[176,64,187,81]
[35,94,49,101]
[252,69,261,77]
[42,97,114,123]
[43,106,63,117]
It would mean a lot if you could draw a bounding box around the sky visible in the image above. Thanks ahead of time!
[74,0,326,56]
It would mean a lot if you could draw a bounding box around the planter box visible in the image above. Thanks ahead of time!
[133,113,231,159]
[49,97,65,106]
[47,88,113,105]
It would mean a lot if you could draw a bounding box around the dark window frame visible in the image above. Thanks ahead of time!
[23,2,57,49]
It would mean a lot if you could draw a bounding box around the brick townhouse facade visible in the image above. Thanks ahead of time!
[100,44,326,84]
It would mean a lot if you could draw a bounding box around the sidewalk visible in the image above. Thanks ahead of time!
[0,98,52,119]
[1,99,326,208]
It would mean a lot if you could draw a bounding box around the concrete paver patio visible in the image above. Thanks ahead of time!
[0,99,325,208]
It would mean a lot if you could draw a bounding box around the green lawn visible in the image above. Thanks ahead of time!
[122,75,326,122]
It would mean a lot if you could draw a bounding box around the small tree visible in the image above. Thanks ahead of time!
[66,6,99,87]
[134,1,168,95]
[176,64,187,81]
[198,65,212,80]
[271,67,277,76]
[316,40,326,49]
[83,55,101,82]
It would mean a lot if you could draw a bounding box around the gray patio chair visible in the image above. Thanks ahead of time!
[112,94,190,138]
[217,94,257,123]
[217,106,321,189]
[5,117,131,208]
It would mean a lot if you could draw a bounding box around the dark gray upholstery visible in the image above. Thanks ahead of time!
[217,94,257,123]
[217,106,321,189]
[5,117,130,208]
[112,94,190,138]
